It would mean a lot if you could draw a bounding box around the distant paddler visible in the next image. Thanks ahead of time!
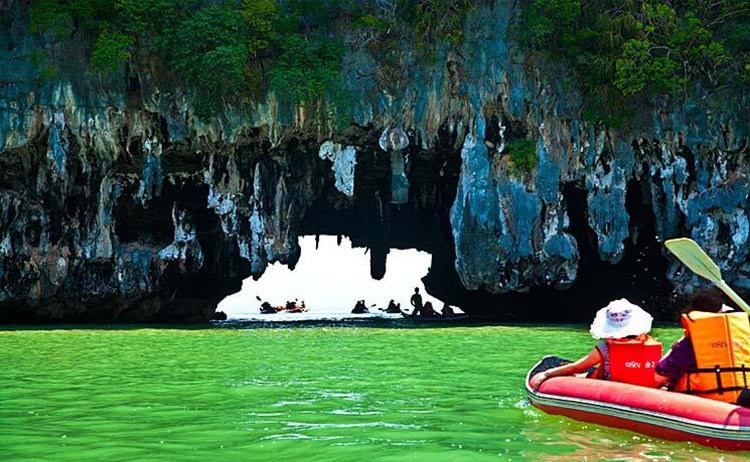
[256,295,278,314]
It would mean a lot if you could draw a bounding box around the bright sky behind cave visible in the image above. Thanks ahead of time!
[218,235,460,319]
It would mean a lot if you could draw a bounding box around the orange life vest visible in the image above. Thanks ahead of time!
[676,311,750,404]
[604,336,662,387]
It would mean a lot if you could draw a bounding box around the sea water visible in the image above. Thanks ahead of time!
[0,323,744,461]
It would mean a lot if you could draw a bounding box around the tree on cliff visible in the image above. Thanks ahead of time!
[517,0,750,124]
[25,0,477,120]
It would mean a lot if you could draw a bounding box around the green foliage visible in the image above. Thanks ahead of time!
[724,24,750,54]
[523,0,581,49]
[29,0,113,37]
[268,33,345,103]
[112,0,184,36]
[280,0,344,32]
[29,0,73,38]
[417,0,474,44]
[506,139,538,174]
[91,30,133,75]
[724,25,750,82]
[67,0,113,31]
[614,38,683,96]
[240,0,280,57]
[353,14,389,32]
[396,0,475,50]
[167,5,250,118]
[24,0,481,121]
[518,0,750,121]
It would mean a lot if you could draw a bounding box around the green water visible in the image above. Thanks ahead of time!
[0,323,745,462]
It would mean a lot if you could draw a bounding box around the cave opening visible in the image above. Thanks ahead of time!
[217,234,463,319]
[216,162,467,320]
[103,123,674,324]
[212,130,474,320]
[214,131,673,323]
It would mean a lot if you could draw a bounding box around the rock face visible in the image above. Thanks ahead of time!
[1,0,749,323]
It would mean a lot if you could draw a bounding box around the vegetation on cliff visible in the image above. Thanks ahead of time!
[505,138,538,175]
[26,0,475,120]
[516,0,750,124]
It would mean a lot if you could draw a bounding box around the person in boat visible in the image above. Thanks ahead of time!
[654,289,750,405]
[441,303,456,317]
[383,300,402,313]
[259,301,276,314]
[409,288,423,316]
[420,301,440,317]
[531,299,658,390]
[352,300,369,314]
[257,296,278,314]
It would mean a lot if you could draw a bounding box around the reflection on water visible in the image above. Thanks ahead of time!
[0,324,745,462]
[521,425,739,462]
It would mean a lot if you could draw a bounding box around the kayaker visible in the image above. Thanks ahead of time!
[257,296,278,314]
[441,303,456,317]
[383,300,402,313]
[259,301,276,314]
[654,289,750,405]
[653,289,724,389]
[351,300,369,314]
[420,301,440,317]
[531,299,657,390]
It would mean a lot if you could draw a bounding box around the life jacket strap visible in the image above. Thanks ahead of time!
[683,365,750,395]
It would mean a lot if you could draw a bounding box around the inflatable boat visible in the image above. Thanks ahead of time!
[526,357,750,451]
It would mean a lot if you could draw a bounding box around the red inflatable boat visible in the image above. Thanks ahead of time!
[526,357,750,451]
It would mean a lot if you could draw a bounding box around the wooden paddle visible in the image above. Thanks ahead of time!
[665,237,750,314]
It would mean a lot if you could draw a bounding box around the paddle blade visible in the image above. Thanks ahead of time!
[665,238,722,283]
[665,238,750,314]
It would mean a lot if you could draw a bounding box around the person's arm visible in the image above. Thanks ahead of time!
[653,336,691,389]
[531,348,603,390]
[409,297,419,316]
[654,371,670,388]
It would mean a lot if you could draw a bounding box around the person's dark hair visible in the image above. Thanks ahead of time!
[682,288,732,321]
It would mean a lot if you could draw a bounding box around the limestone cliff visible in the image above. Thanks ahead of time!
[1,0,748,322]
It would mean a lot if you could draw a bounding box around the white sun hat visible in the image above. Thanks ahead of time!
[589,298,653,339]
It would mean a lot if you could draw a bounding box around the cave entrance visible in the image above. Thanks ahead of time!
[217,235,463,319]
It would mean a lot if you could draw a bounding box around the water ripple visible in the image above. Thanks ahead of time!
[1,324,717,462]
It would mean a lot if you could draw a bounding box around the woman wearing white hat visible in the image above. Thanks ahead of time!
[532,299,660,390]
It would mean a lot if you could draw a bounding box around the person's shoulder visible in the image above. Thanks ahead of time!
[671,336,692,351]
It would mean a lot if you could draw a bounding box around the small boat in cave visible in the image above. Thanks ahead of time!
[526,356,750,451]
[258,300,308,314]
